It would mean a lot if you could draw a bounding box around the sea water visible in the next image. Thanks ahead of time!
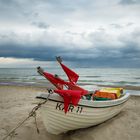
[0,67,140,95]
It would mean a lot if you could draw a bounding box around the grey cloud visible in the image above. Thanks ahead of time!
[110,24,123,29]
[110,23,134,29]
[0,0,47,23]
[119,0,140,5]
[97,27,106,31]
[0,0,22,20]
[126,22,134,26]
[0,0,19,6]
[46,0,95,12]
[0,0,139,28]
[32,22,49,29]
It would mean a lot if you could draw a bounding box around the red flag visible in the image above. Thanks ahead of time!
[61,63,79,83]
[66,82,86,91]
[54,89,88,113]
[43,71,85,91]
[43,72,66,89]
[56,57,79,83]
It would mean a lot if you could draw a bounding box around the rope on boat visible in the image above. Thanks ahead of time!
[2,89,53,140]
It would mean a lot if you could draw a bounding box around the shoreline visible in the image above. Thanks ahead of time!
[1,81,140,90]
[0,82,140,96]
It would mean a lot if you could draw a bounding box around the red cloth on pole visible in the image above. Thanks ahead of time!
[43,72,66,89]
[54,89,88,113]
[66,82,86,91]
[59,63,79,84]
[43,71,84,91]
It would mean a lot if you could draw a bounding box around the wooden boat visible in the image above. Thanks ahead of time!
[36,57,130,134]
[36,92,130,135]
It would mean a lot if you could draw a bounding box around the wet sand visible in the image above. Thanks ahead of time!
[0,85,140,140]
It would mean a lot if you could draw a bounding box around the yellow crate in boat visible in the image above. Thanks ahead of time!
[99,88,123,98]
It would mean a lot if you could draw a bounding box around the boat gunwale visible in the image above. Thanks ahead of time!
[36,93,130,108]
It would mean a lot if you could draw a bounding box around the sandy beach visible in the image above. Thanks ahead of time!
[0,85,140,140]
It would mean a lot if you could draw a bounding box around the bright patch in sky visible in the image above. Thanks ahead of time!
[0,57,57,68]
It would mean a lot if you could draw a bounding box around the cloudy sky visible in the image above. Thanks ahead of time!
[0,0,140,68]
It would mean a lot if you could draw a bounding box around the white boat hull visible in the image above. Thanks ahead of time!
[37,93,130,135]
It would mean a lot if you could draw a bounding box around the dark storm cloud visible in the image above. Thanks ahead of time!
[73,45,140,68]
[0,41,93,62]
[0,27,140,67]
[0,35,140,68]
[0,43,63,61]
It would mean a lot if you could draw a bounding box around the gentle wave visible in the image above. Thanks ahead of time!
[112,81,140,85]
[134,77,140,80]
[81,76,101,78]
[78,80,105,83]
[0,68,140,93]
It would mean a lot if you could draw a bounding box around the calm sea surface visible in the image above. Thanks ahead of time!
[0,68,140,95]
